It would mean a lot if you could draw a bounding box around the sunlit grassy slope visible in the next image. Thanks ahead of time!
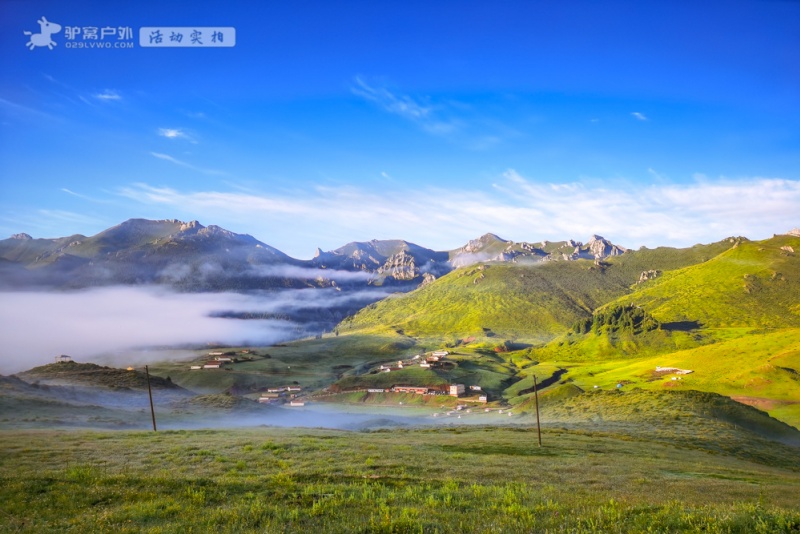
[612,235,800,327]
[340,239,738,340]
[531,327,800,427]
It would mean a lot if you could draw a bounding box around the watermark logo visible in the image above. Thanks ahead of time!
[140,27,236,47]
[23,16,62,50]
[22,18,234,51]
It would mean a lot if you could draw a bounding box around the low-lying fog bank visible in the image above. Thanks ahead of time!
[0,286,388,374]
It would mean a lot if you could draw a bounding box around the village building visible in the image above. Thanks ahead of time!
[449,384,465,397]
[189,365,202,370]
[54,355,73,363]
[203,361,223,369]
[289,400,305,407]
[392,385,430,395]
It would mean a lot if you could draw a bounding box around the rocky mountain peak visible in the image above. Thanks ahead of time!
[461,233,507,254]
[10,233,32,240]
[585,235,626,259]
[787,228,800,237]
[179,220,204,232]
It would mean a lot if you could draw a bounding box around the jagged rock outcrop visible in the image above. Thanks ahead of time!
[10,233,32,240]
[638,270,661,283]
[786,229,800,237]
[586,235,627,259]
[420,272,436,287]
[377,251,418,281]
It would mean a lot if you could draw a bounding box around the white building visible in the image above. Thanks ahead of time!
[449,384,465,397]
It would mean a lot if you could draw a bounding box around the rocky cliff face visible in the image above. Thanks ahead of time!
[638,269,661,283]
[377,250,419,281]
[585,235,627,259]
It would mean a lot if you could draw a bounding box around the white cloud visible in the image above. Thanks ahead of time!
[0,288,303,374]
[116,173,800,258]
[352,77,459,136]
[36,209,107,228]
[631,112,648,121]
[149,152,225,176]
[158,128,196,143]
[94,90,121,101]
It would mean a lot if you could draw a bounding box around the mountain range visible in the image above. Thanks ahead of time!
[0,218,630,291]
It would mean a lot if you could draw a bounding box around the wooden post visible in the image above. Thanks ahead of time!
[533,374,542,447]
[145,365,157,432]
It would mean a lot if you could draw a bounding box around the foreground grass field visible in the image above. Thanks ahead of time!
[2,423,798,533]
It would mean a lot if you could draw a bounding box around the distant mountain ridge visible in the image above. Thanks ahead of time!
[0,218,634,290]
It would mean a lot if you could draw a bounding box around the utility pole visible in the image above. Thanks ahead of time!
[145,365,157,432]
[533,374,542,447]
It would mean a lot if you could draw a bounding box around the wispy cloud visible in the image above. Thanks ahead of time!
[94,90,122,101]
[61,188,112,204]
[116,173,800,258]
[631,112,648,121]
[158,128,196,143]
[149,152,226,176]
[0,97,59,120]
[352,77,459,135]
[34,209,108,230]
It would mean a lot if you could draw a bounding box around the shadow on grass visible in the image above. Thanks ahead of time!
[661,321,702,332]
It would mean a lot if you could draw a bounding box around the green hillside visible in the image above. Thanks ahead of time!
[331,235,800,429]
[342,262,628,340]
[341,238,738,340]
[611,235,800,328]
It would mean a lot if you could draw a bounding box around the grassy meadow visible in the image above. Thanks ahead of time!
[2,423,799,533]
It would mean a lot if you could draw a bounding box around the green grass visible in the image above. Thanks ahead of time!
[536,327,800,429]
[1,425,798,533]
[341,261,633,340]
[611,236,800,328]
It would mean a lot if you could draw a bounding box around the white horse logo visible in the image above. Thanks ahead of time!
[24,17,62,50]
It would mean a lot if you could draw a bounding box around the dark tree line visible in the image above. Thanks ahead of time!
[572,304,660,335]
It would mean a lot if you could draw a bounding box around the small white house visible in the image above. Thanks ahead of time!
[190,365,202,370]
[449,384,465,397]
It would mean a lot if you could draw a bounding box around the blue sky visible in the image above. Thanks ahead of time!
[1,0,798,258]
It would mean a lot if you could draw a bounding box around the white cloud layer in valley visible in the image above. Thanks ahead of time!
[0,287,368,374]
